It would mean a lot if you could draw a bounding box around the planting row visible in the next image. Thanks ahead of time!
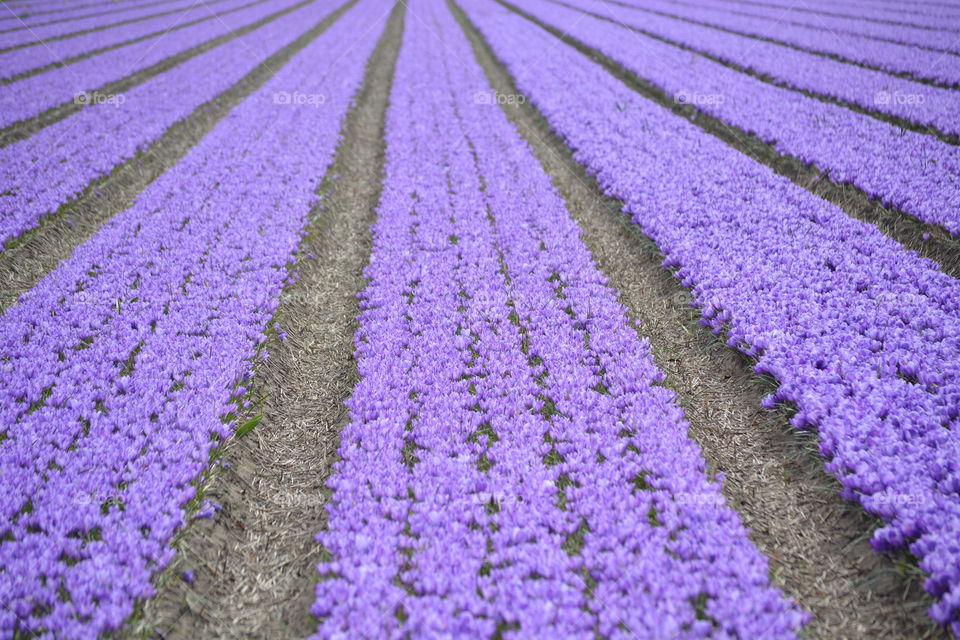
[518,0,960,235]
[546,0,960,137]
[313,0,806,637]
[0,0,178,29]
[611,0,960,87]
[460,0,960,634]
[658,0,960,54]
[0,0,308,128]
[0,0,387,636]
[0,0,255,78]
[1,0,148,12]
[3,0,156,9]
[0,0,341,248]
[0,0,228,49]
[721,0,960,30]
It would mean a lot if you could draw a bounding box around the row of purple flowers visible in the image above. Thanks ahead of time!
[633,0,960,54]
[0,0,226,49]
[0,0,340,247]
[462,0,960,633]
[0,1,386,635]
[0,0,257,78]
[0,0,307,127]
[0,0,176,30]
[611,0,960,86]
[519,0,960,235]
[313,0,805,637]
[542,0,960,136]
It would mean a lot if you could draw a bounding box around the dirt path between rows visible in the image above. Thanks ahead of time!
[546,0,959,147]
[124,3,404,638]
[451,2,945,638]
[495,0,960,283]
[0,0,235,55]
[0,0,356,313]
[0,0,185,34]
[0,0,311,143]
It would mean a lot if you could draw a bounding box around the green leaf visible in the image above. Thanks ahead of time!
[234,415,262,439]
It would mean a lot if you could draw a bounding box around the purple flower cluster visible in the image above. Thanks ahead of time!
[0,0,173,28]
[546,0,960,136]
[757,0,960,28]
[0,0,307,128]
[0,0,257,78]
[2,0,118,10]
[0,0,139,17]
[0,0,388,636]
[608,0,960,86]
[313,0,806,637]
[462,0,960,633]
[517,0,960,235]
[0,0,340,247]
[647,0,960,54]
[0,0,227,48]
[9,0,184,10]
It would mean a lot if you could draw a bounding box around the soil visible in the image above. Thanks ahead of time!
[598,0,959,91]
[0,0,306,141]
[0,0,357,312]
[4,0,953,636]
[0,0,188,34]
[451,1,947,637]
[547,0,959,146]
[496,0,960,282]
[0,0,235,55]
[123,3,404,637]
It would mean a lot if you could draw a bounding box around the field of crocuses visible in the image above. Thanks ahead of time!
[0,0,958,637]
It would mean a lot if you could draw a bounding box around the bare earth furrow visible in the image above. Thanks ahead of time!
[128,2,403,637]
[1,0,958,636]
[451,5,944,637]
[0,0,356,313]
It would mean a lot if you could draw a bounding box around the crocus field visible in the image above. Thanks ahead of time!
[0,0,958,636]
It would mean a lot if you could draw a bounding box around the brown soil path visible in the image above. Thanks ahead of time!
[124,2,404,637]
[451,1,946,637]
[0,0,357,311]
[495,0,960,282]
